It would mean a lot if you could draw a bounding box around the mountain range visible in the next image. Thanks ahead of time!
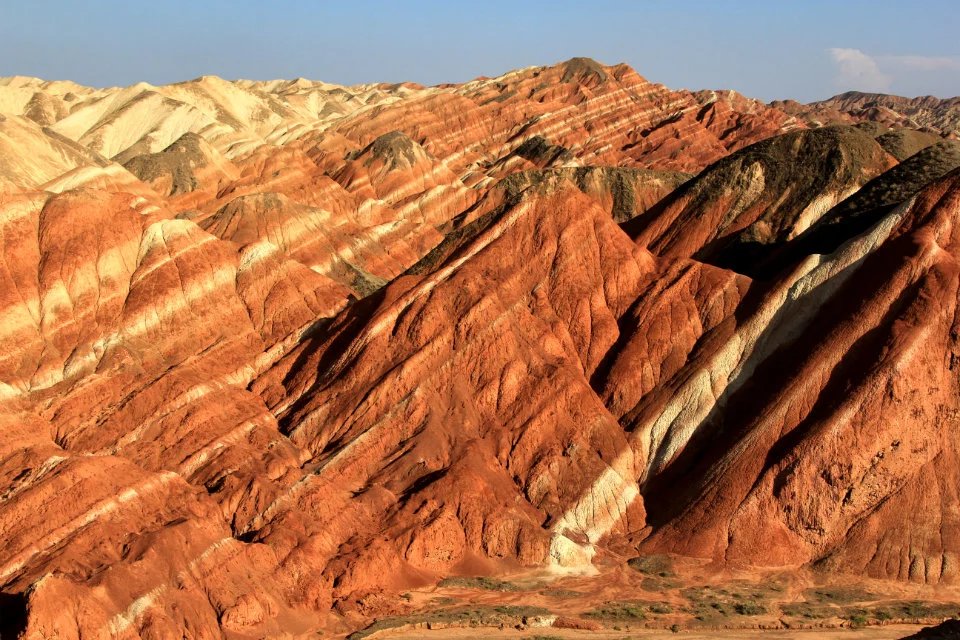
[1,57,960,638]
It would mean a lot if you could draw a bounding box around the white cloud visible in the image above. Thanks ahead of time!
[828,47,892,92]
[878,54,960,72]
[828,49,960,96]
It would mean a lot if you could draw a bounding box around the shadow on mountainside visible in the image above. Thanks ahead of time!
[902,619,960,638]
[0,591,28,639]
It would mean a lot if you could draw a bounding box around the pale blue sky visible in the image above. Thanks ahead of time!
[2,1,958,102]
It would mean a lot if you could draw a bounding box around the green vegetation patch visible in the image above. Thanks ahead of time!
[804,586,876,604]
[347,604,550,640]
[628,554,675,577]
[539,588,580,599]
[682,584,769,622]
[734,601,766,616]
[780,602,834,620]
[885,600,960,620]
[845,609,870,627]
[584,599,674,621]
[780,594,960,625]
[437,576,522,591]
[641,575,680,592]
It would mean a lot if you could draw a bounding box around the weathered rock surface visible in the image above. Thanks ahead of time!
[1,59,959,638]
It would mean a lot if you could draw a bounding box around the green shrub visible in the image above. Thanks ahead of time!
[872,608,893,621]
[438,576,520,591]
[847,612,869,627]
[628,554,675,577]
[807,587,874,604]
[584,601,647,620]
[734,601,766,616]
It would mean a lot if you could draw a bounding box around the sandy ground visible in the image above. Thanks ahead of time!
[378,624,926,638]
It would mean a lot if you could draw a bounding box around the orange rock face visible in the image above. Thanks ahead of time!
[1,58,959,637]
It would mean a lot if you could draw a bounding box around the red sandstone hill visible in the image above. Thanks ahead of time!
[1,59,960,638]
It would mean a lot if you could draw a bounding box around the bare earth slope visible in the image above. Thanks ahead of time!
[1,59,959,638]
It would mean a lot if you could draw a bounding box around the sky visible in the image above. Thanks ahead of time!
[2,0,958,102]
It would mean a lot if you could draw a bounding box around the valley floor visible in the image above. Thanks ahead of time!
[377,625,926,639]
[337,557,960,640]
